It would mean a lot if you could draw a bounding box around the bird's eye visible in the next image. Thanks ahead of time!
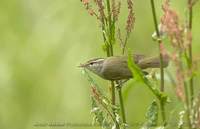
[89,62,94,66]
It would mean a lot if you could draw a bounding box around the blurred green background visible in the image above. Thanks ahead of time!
[0,0,199,129]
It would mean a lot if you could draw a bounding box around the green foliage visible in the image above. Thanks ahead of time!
[178,111,185,129]
[127,51,168,103]
[145,101,159,126]
[82,69,121,128]
[141,100,159,129]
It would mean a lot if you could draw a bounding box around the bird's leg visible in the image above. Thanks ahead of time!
[115,79,129,89]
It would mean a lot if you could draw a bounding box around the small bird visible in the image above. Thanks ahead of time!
[79,54,169,80]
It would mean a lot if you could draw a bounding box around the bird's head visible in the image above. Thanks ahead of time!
[79,58,105,76]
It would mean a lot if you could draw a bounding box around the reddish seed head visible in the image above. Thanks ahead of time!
[82,0,90,5]
[161,0,184,48]
[126,0,135,34]
[112,0,121,21]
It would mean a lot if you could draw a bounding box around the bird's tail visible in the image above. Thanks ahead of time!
[138,55,170,69]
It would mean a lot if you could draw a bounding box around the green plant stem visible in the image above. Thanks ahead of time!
[117,84,127,127]
[111,81,116,107]
[106,0,112,30]
[187,1,194,128]
[188,0,194,109]
[122,34,129,55]
[178,49,192,128]
[108,40,119,128]
[105,1,120,128]
[159,49,165,92]
[160,100,166,125]
[119,88,126,125]
[184,81,192,129]
[150,0,165,91]
[111,81,120,129]
[150,0,166,124]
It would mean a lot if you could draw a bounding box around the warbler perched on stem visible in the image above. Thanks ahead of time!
[79,54,169,80]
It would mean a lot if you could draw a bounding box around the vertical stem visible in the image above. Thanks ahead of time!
[150,0,166,124]
[150,0,160,37]
[159,45,165,92]
[184,82,190,109]
[111,81,116,107]
[179,50,192,128]
[188,0,193,29]
[160,100,166,124]
[184,81,192,129]
[106,0,113,52]
[150,0,164,91]
[188,0,194,128]
[111,81,120,128]
[118,87,126,125]
[122,35,129,55]
[188,0,194,109]
[105,1,120,128]
[106,0,112,31]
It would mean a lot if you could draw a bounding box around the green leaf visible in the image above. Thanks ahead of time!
[127,52,144,81]
[141,100,159,129]
[146,100,159,126]
[91,97,104,125]
[127,51,166,100]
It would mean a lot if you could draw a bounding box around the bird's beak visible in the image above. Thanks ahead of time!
[78,63,86,68]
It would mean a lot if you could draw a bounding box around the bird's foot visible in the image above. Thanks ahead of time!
[115,79,129,89]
